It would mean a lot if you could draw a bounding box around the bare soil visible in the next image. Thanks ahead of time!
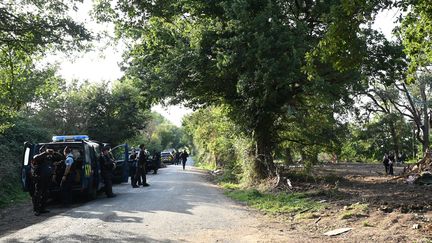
[268,163,432,242]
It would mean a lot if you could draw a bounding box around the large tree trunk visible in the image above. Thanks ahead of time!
[253,127,276,180]
[284,148,294,165]
[420,82,430,152]
[389,120,399,160]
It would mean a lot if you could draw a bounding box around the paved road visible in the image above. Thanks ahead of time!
[0,160,292,242]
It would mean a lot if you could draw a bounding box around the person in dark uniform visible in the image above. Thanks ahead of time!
[382,153,389,175]
[388,152,395,176]
[174,151,180,165]
[32,145,64,216]
[129,148,139,188]
[180,150,189,170]
[152,150,160,174]
[100,146,116,197]
[133,144,149,187]
[60,146,75,206]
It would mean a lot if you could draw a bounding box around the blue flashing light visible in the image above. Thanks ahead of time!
[52,135,90,142]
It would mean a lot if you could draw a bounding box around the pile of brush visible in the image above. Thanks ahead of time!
[399,151,432,185]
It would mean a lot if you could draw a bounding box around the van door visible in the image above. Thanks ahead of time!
[82,143,92,189]
[21,142,35,193]
[110,144,129,183]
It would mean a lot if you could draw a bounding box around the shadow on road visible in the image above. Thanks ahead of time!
[0,198,86,237]
[5,231,176,243]
[0,165,242,240]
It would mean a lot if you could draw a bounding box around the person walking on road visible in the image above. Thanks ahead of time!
[100,146,116,197]
[32,146,64,216]
[181,150,189,170]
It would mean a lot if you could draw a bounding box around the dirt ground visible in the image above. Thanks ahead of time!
[269,163,432,242]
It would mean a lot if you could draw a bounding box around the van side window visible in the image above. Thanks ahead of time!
[84,145,91,164]
[94,146,101,159]
[24,147,30,166]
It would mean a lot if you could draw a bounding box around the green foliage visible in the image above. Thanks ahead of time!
[0,117,52,207]
[220,182,241,190]
[125,112,187,152]
[99,0,366,180]
[72,0,432,181]
[183,107,237,168]
[0,49,63,132]
[341,114,413,162]
[0,0,91,52]
[363,221,374,227]
[183,106,248,183]
[224,188,324,215]
[29,80,150,145]
[194,159,217,171]
[0,181,29,208]
[0,0,91,128]
[340,203,369,219]
[400,0,432,82]
[0,79,153,206]
[276,96,349,168]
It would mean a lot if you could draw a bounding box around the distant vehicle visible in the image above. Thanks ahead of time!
[160,150,174,163]
[21,135,130,199]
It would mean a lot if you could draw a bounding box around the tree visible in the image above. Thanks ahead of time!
[277,97,348,169]
[317,1,432,154]
[0,49,63,131]
[183,106,246,182]
[99,0,361,180]
[340,115,413,162]
[29,80,150,145]
[125,112,188,152]
[357,34,432,153]
[400,0,432,82]
[0,0,91,52]
[85,80,150,144]
[0,0,91,130]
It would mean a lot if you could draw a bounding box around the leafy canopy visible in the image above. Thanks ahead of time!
[0,0,91,131]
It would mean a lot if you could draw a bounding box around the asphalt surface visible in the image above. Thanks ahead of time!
[0,159,289,242]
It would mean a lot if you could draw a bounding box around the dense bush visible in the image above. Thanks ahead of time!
[0,117,52,206]
[183,106,256,184]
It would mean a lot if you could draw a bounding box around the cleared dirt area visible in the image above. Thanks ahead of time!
[270,163,432,242]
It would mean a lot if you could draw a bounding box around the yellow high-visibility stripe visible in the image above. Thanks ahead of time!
[85,164,91,177]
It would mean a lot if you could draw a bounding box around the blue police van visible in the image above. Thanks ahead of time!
[21,135,130,199]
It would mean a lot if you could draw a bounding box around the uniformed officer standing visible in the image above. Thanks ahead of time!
[133,144,150,187]
[100,146,116,197]
[60,146,75,206]
[32,146,64,216]
[129,148,139,188]
[152,150,160,174]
